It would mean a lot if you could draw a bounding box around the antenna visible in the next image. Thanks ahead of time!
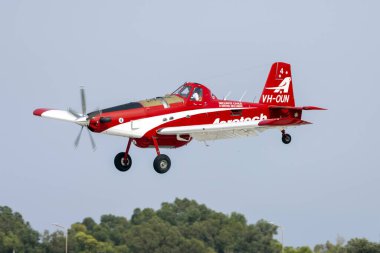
[223,91,231,100]
[253,96,257,103]
[239,91,247,102]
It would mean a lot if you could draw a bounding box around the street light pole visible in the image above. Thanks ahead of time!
[279,225,284,253]
[270,222,284,253]
[52,223,68,253]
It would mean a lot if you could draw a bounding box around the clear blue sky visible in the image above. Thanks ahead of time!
[1,0,379,247]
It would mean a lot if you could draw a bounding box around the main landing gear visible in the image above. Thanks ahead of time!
[113,138,172,174]
[151,137,171,174]
[281,129,292,144]
[153,154,171,174]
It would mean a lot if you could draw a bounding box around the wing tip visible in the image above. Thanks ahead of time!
[33,108,50,116]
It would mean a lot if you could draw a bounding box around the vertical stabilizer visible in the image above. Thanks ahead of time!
[259,62,295,106]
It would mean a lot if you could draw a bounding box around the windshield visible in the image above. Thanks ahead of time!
[172,85,192,98]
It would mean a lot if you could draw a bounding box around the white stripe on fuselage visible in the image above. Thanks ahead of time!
[102,108,242,138]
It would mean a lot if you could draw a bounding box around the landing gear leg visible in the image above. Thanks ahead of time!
[114,138,133,172]
[281,129,291,144]
[152,137,171,174]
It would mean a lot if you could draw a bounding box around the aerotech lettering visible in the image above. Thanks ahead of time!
[213,113,268,124]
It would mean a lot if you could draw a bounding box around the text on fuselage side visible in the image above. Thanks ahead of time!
[262,94,290,103]
[213,113,267,124]
[218,101,243,108]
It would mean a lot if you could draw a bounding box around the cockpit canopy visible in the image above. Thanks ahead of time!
[172,83,217,101]
[172,85,192,98]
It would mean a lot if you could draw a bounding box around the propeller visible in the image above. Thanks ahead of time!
[69,87,97,151]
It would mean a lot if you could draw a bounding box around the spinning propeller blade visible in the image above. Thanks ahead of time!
[75,126,84,147]
[87,128,97,151]
[80,86,87,115]
[68,107,81,118]
[71,87,96,150]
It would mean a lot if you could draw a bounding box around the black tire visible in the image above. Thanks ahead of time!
[114,152,132,172]
[153,154,171,174]
[282,133,291,144]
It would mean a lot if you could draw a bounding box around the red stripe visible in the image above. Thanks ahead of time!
[33,108,50,116]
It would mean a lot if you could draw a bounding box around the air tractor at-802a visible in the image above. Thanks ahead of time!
[33,62,326,174]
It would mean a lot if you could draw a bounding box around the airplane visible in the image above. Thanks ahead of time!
[33,62,325,174]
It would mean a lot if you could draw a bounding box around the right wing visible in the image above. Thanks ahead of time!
[157,118,311,141]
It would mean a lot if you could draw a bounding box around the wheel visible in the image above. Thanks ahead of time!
[114,152,132,172]
[153,154,171,174]
[282,133,291,144]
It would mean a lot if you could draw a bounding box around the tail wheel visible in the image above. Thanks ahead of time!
[282,133,292,144]
[153,154,171,174]
[114,152,132,172]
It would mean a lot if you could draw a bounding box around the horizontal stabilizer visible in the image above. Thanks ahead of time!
[268,105,327,111]
[301,106,327,110]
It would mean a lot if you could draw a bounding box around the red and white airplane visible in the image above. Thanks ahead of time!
[33,62,325,174]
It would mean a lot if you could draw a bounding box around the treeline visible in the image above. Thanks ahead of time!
[0,199,379,253]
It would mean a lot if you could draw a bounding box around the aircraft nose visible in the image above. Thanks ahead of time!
[88,117,100,132]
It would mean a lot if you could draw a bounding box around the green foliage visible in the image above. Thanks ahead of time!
[0,206,40,253]
[314,240,344,253]
[313,238,380,253]
[3,201,380,253]
[284,246,313,253]
[346,238,380,253]
[40,230,66,253]
[155,198,279,253]
[0,199,280,252]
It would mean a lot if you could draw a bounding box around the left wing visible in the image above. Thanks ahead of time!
[157,118,311,141]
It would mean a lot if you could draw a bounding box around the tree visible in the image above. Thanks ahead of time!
[346,238,380,253]
[284,246,313,253]
[99,214,129,245]
[155,198,279,253]
[127,215,182,253]
[0,206,40,253]
[13,200,380,253]
[126,214,213,253]
[40,230,66,253]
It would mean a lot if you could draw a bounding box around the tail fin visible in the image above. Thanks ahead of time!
[259,62,295,106]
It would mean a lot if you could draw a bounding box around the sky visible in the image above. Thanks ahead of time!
[1,0,380,247]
